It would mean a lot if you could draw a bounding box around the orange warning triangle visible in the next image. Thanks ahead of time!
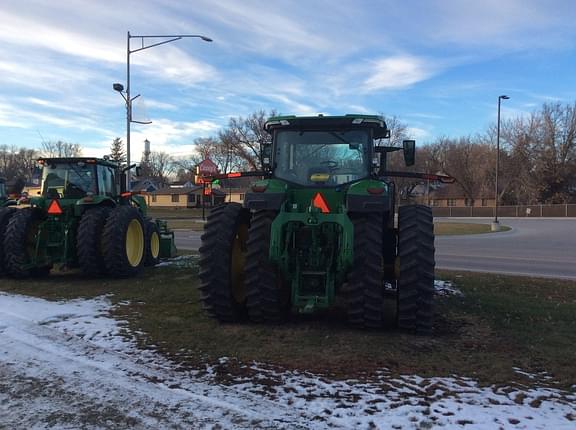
[312,192,330,213]
[47,199,63,215]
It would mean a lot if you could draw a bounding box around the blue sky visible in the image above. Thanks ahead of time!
[1,0,575,159]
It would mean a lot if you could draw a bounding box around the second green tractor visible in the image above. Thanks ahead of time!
[0,158,176,278]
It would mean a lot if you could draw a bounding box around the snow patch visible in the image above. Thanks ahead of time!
[434,279,463,296]
[1,292,574,429]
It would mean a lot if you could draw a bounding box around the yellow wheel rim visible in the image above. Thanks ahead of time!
[150,231,160,259]
[126,219,144,267]
[231,224,248,303]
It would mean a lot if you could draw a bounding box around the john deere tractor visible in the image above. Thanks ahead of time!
[199,114,452,334]
[0,178,16,207]
[0,158,176,278]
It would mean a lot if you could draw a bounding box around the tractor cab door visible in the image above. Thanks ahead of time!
[96,165,118,197]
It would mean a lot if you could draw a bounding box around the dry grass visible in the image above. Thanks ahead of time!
[1,263,575,388]
[434,222,511,235]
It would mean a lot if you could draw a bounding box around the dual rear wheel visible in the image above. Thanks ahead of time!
[0,205,159,278]
[198,203,435,333]
[79,205,160,277]
[199,204,289,323]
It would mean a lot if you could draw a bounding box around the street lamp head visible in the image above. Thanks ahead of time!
[200,36,213,42]
[113,83,125,92]
[499,95,510,100]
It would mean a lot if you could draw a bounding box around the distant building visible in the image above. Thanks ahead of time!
[428,184,495,207]
[131,178,160,193]
[144,186,226,208]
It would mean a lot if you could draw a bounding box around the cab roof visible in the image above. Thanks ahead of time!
[264,114,390,139]
[38,157,119,169]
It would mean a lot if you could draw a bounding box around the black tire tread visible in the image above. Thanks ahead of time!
[0,207,16,275]
[77,207,111,276]
[102,206,146,278]
[3,208,46,278]
[345,212,385,329]
[244,210,289,323]
[397,205,435,335]
[198,203,250,322]
[144,221,161,267]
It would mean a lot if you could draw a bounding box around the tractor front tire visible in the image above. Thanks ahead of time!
[102,206,146,278]
[77,207,111,276]
[144,221,161,267]
[0,207,16,276]
[345,213,385,328]
[397,205,435,335]
[198,203,251,322]
[245,210,290,324]
[3,208,50,278]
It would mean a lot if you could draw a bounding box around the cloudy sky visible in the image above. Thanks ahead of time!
[1,0,575,159]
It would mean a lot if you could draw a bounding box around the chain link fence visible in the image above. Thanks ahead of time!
[432,204,576,217]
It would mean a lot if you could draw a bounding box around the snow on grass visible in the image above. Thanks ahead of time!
[434,279,463,296]
[156,254,199,268]
[1,292,574,429]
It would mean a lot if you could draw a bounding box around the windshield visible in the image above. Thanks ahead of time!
[42,163,97,198]
[274,130,370,186]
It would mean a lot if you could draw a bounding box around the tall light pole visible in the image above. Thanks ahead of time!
[114,31,212,190]
[492,94,510,231]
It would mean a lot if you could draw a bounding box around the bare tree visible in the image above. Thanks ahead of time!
[0,145,40,191]
[430,136,494,206]
[145,151,174,186]
[40,140,82,158]
[219,110,276,171]
[532,102,576,203]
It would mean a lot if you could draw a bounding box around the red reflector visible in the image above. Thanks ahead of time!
[121,192,132,197]
[227,172,242,178]
[47,199,63,215]
[312,193,330,213]
[367,187,385,195]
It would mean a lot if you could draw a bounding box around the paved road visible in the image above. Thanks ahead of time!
[435,218,576,280]
[175,218,576,280]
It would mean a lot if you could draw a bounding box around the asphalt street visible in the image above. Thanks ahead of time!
[174,218,576,280]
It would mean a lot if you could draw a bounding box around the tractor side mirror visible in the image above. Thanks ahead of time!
[261,142,272,170]
[402,140,416,167]
[135,165,142,177]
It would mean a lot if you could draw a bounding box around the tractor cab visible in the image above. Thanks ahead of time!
[263,115,391,188]
[0,178,6,201]
[39,158,118,200]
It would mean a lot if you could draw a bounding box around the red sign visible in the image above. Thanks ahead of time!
[312,193,330,213]
[47,199,63,215]
[196,159,219,175]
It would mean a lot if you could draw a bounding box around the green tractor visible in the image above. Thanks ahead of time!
[0,178,17,207]
[199,114,452,334]
[0,157,176,278]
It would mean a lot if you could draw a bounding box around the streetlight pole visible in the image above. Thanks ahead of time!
[492,94,510,231]
[114,31,212,191]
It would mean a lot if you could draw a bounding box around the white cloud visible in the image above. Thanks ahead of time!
[364,56,437,91]
[406,126,431,141]
[127,118,220,156]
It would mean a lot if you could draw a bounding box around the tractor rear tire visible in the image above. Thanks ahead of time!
[397,205,435,335]
[345,212,385,328]
[3,208,51,278]
[77,207,111,276]
[144,221,161,267]
[0,207,16,275]
[198,203,251,322]
[102,206,146,278]
[245,210,291,324]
